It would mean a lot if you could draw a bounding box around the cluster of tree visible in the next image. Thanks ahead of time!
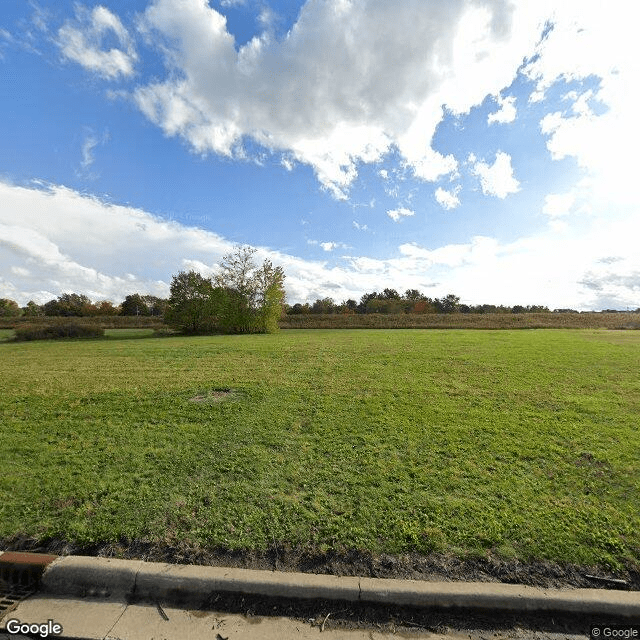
[0,294,168,318]
[165,246,285,334]
[4,282,639,323]
[286,289,553,315]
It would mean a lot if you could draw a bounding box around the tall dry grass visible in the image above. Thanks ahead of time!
[0,315,164,330]
[279,312,640,330]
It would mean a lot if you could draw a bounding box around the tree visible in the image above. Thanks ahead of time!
[365,297,404,314]
[214,245,259,305]
[358,291,378,313]
[120,294,150,316]
[44,293,93,316]
[166,246,286,334]
[256,266,286,333]
[165,271,218,334]
[435,294,460,314]
[22,300,44,317]
[404,289,424,301]
[214,247,286,332]
[288,302,310,314]
[0,298,21,317]
[96,300,118,316]
[142,296,169,316]
[310,297,336,314]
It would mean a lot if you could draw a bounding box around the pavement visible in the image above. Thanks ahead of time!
[1,551,639,639]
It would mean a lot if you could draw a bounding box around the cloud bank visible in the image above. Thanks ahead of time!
[1,180,638,310]
[127,0,545,198]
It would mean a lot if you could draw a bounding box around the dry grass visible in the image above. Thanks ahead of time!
[279,312,640,330]
[0,315,163,330]
[2,311,638,332]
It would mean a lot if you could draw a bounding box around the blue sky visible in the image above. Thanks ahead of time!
[1,0,638,309]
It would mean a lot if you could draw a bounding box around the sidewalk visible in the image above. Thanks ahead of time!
[1,552,638,639]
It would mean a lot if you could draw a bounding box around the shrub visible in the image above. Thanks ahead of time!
[13,323,105,341]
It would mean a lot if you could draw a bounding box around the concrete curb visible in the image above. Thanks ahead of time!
[3,552,640,618]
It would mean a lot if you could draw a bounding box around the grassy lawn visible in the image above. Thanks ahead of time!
[1,329,638,569]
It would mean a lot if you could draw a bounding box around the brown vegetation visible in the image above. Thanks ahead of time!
[279,312,640,330]
[0,315,163,330]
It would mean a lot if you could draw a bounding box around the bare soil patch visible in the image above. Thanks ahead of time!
[188,388,239,403]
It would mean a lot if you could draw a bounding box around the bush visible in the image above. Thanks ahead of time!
[13,323,105,341]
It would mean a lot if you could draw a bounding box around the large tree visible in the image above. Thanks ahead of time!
[120,294,150,316]
[44,293,93,316]
[165,271,218,334]
[0,298,21,317]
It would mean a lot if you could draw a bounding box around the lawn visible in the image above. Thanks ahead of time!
[1,329,638,570]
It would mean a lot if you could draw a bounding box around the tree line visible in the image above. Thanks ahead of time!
[2,279,637,323]
[286,289,553,315]
[0,293,168,318]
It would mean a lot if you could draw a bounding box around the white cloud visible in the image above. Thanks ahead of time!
[129,0,550,198]
[472,151,519,198]
[523,0,640,210]
[57,5,137,79]
[543,192,575,218]
[352,221,368,231]
[81,136,99,171]
[309,240,349,252]
[0,180,383,306]
[78,129,109,176]
[435,185,461,210]
[1,180,639,310]
[487,94,517,124]
[387,207,415,223]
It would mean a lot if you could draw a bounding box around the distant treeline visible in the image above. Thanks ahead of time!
[1,288,638,319]
[285,289,638,315]
[0,293,168,318]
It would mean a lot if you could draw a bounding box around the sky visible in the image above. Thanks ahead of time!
[0,0,638,310]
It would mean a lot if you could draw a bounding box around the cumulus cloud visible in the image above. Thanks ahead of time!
[0,180,381,306]
[487,94,517,124]
[472,151,519,198]
[435,185,461,210]
[57,5,137,79]
[387,207,415,222]
[524,1,640,209]
[128,0,548,198]
[1,180,639,310]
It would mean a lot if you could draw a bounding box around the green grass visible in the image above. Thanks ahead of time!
[104,328,157,339]
[1,329,638,569]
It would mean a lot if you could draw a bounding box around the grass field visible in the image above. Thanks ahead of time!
[1,329,638,570]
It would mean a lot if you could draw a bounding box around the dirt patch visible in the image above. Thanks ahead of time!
[189,388,239,403]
